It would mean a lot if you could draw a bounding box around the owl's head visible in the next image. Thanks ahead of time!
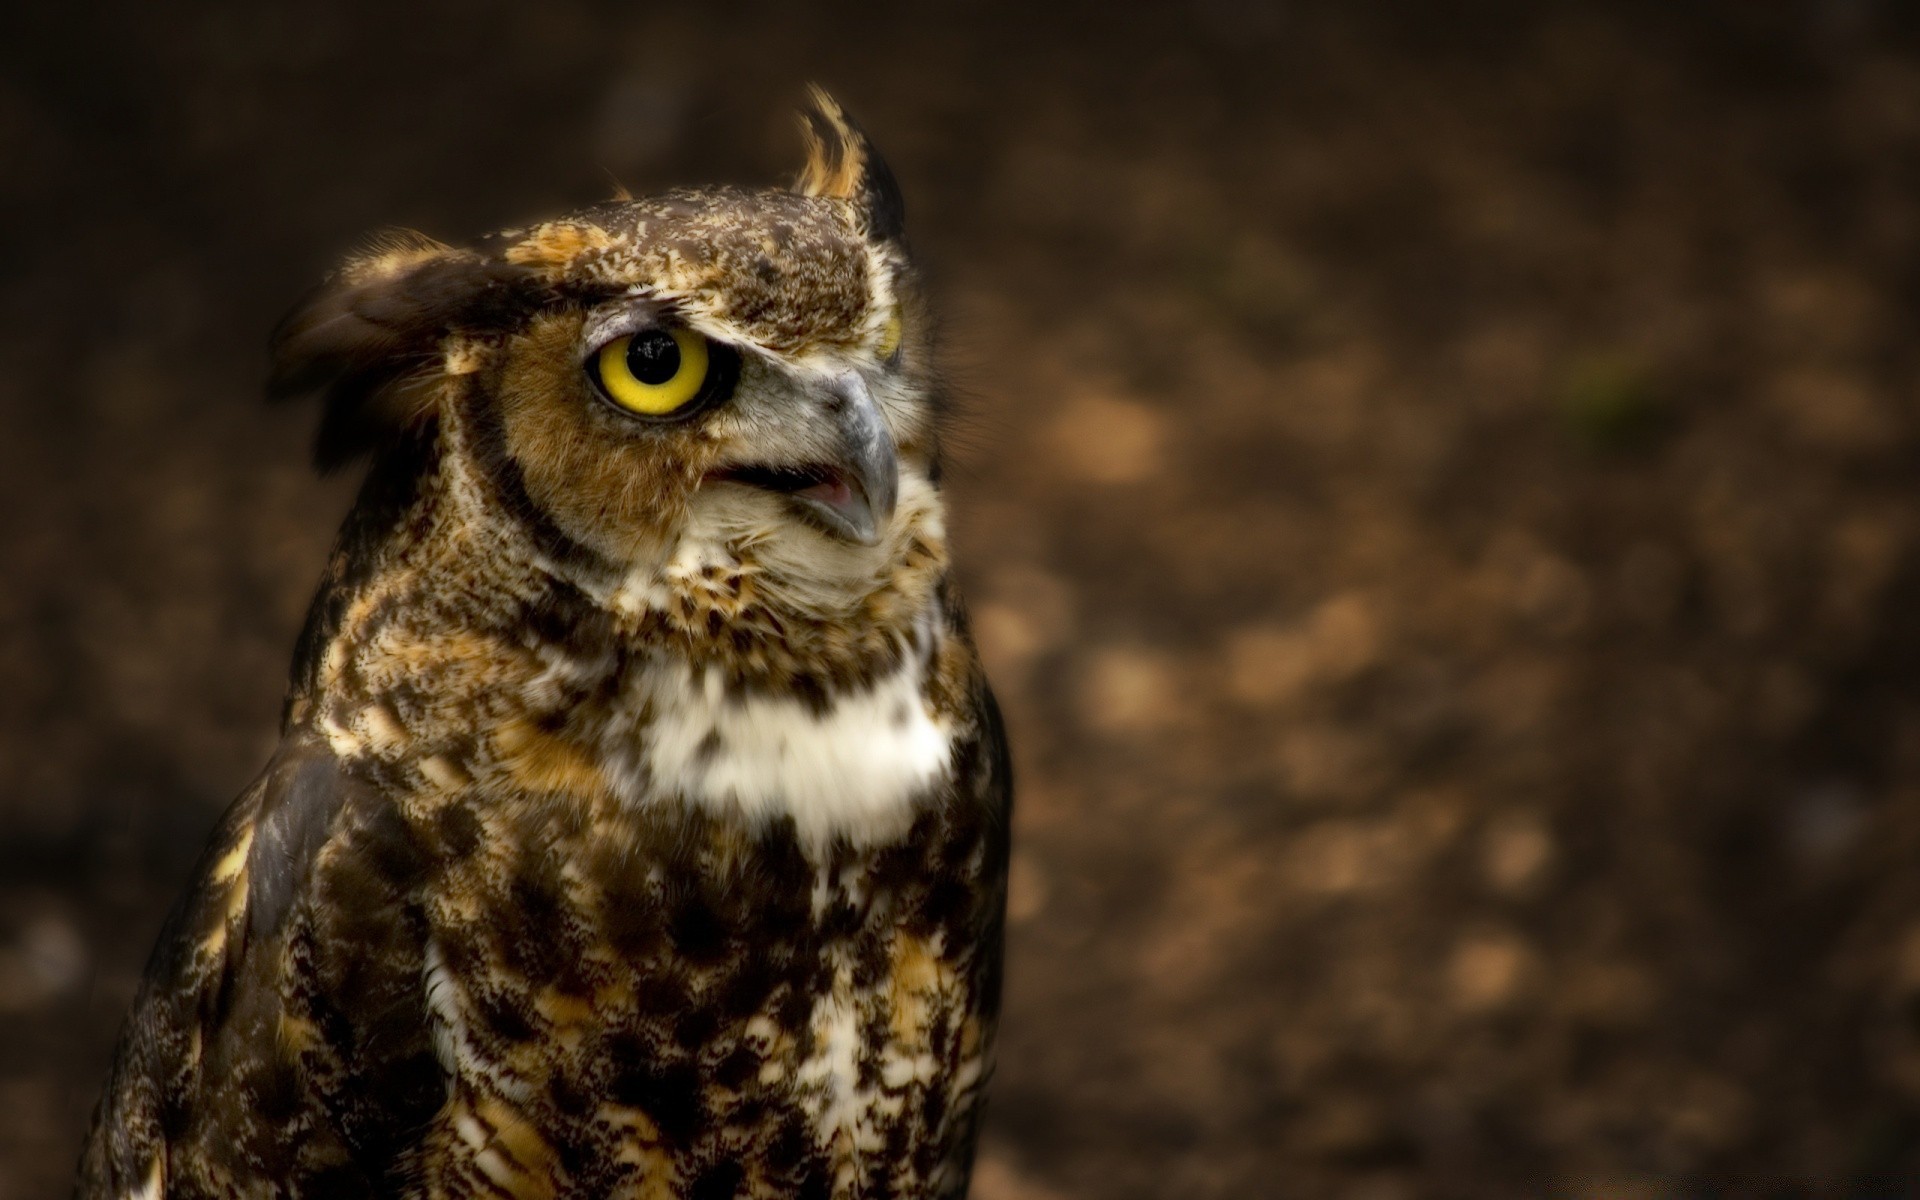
[271,90,944,635]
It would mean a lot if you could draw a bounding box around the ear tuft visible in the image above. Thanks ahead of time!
[794,85,905,244]
[268,237,545,471]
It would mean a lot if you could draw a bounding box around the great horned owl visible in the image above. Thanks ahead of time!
[77,89,1011,1200]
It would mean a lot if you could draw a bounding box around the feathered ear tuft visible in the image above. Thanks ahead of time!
[794,85,906,244]
[267,234,546,471]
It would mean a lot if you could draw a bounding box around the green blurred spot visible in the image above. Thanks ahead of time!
[1184,234,1318,334]
[1557,354,1668,453]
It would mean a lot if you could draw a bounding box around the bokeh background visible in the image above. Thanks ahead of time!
[7,1,1920,1195]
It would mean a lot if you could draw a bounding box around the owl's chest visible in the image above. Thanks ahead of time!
[609,648,960,848]
[414,797,999,1197]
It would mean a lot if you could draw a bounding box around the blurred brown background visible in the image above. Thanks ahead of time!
[6,1,1920,1196]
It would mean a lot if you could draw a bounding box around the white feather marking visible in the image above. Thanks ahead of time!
[454,1108,489,1150]
[626,620,955,846]
[795,989,886,1161]
[125,1156,164,1200]
[423,940,462,1075]
[474,1149,518,1188]
[425,938,536,1105]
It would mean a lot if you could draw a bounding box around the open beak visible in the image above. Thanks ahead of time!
[712,373,899,546]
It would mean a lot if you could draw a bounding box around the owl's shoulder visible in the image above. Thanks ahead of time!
[82,733,442,1195]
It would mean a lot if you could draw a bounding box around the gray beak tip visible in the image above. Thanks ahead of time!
[813,373,899,546]
[790,467,893,546]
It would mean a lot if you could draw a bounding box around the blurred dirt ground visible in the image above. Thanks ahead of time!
[8,1,1920,1196]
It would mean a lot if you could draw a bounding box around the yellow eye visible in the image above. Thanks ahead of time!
[591,327,714,416]
[876,312,904,360]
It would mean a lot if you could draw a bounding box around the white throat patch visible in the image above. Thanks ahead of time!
[621,617,956,847]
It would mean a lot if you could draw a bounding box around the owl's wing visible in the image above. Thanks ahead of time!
[78,734,444,1197]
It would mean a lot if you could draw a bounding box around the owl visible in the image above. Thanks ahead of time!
[77,89,1011,1200]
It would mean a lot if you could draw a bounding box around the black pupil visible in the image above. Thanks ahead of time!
[626,330,681,385]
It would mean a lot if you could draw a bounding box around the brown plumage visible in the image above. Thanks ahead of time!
[78,89,1011,1200]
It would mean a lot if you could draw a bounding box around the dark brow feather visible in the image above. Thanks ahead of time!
[267,254,552,471]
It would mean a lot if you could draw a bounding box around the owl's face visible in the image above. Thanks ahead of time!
[273,92,941,616]
[477,187,934,576]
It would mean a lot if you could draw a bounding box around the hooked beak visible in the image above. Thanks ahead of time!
[713,373,900,546]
